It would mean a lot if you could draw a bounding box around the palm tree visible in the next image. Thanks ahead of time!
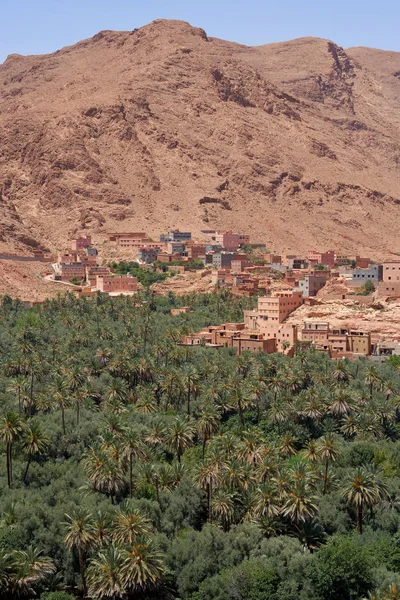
[317,435,340,494]
[239,429,265,466]
[112,508,151,546]
[122,428,146,498]
[49,375,71,435]
[7,375,27,415]
[279,434,297,459]
[167,416,195,463]
[104,378,129,409]
[0,412,24,487]
[22,422,49,483]
[10,546,56,598]
[64,509,96,597]
[87,546,125,599]
[296,517,326,552]
[84,446,125,504]
[121,538,165,593]
[253,483,281,519]
[269,375,286,402]
[329,389,353,417]
[195,459,222,523]
[211,489,236,530]
[281,481,318,524]
[230,381,254,426]
[332,362,352,384]
[341,465,389,533]
[196,404,221,458]
[364,366,382,400]
[303,441,319,464]
[180,365,199,415]
[93,510,110,549]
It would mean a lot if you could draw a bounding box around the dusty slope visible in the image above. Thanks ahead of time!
[1,19,400,293]
[287,297,400,344]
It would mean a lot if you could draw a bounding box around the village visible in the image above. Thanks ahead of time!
[39,228,400,361]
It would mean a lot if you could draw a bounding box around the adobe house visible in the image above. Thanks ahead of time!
[231,332,276,355]
[186,243,207,260]
[212,231,250,251]
[307,250,335,269]
[60,262,85,281]
[382,261,400,282]
[302,321,330,344]
[296,274,327,297]
[95,275,138,294]
[349,265,382,287]
[71,236,92,252]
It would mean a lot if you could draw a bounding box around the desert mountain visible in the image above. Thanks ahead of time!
[1,19,400,259]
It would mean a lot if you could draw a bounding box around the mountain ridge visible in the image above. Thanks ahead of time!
[0,18,400,265]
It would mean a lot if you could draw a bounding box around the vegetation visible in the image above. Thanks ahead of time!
[1,291,400,598]
[155,258,205,272]
[109,261,168,287]
[359,280,376,295]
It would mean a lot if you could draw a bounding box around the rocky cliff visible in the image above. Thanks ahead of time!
[1,19,400,261]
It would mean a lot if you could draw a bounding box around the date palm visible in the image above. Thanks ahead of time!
[296,517,326,552]
[121,538,165,592]
[341,465,389,533]
[211,489,236,530]
[317,435,340,494]
[180,365,199,415]
[281,481,318,524]
[84,446,125,504]
[112,508,151,546]
[7,375,27,416]
[253,483,281,519]
[364,366,382,400]
[196,404,221,458]
[49,375,71,435]
[22,422,49,483]
[332,362,352,384]
[64,509,96,597]
[0,411,24,487]
[195,458,222,523]
[167,416,195,463]
[303,440,319,463]
[256,451,279,483]
[229,380,254,426]
[122,427,146,498]
[87,546,125,599]
[239,429,265,466]
[279,434,297,459]
[329,389,354,417]
[10,546,56,598]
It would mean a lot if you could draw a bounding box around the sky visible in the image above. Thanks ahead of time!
[0,0,399,64]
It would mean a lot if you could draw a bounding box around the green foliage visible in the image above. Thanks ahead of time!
[358,280,376,295]
[307,535,375,600]
[0,292,400,598]
[154,258,205,271]
[192,561,281,600]
[110,261,168,286]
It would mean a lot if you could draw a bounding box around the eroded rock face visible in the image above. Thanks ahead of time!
[0,19,400,264]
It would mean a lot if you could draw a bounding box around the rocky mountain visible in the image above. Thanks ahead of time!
[1,19,400,261]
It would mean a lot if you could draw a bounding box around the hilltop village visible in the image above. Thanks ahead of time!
[44,228,400,362]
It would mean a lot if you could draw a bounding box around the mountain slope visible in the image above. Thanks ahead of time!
[0,19,400,261]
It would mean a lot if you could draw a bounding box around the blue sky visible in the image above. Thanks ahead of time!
[1,0,398,64]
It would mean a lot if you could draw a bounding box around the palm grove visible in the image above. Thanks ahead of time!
[1,291,400,600]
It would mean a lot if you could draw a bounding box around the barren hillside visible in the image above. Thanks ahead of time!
[1,19,400,282]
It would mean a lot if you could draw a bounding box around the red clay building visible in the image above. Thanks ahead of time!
[96,275,138,293]
[308,250,335,269]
